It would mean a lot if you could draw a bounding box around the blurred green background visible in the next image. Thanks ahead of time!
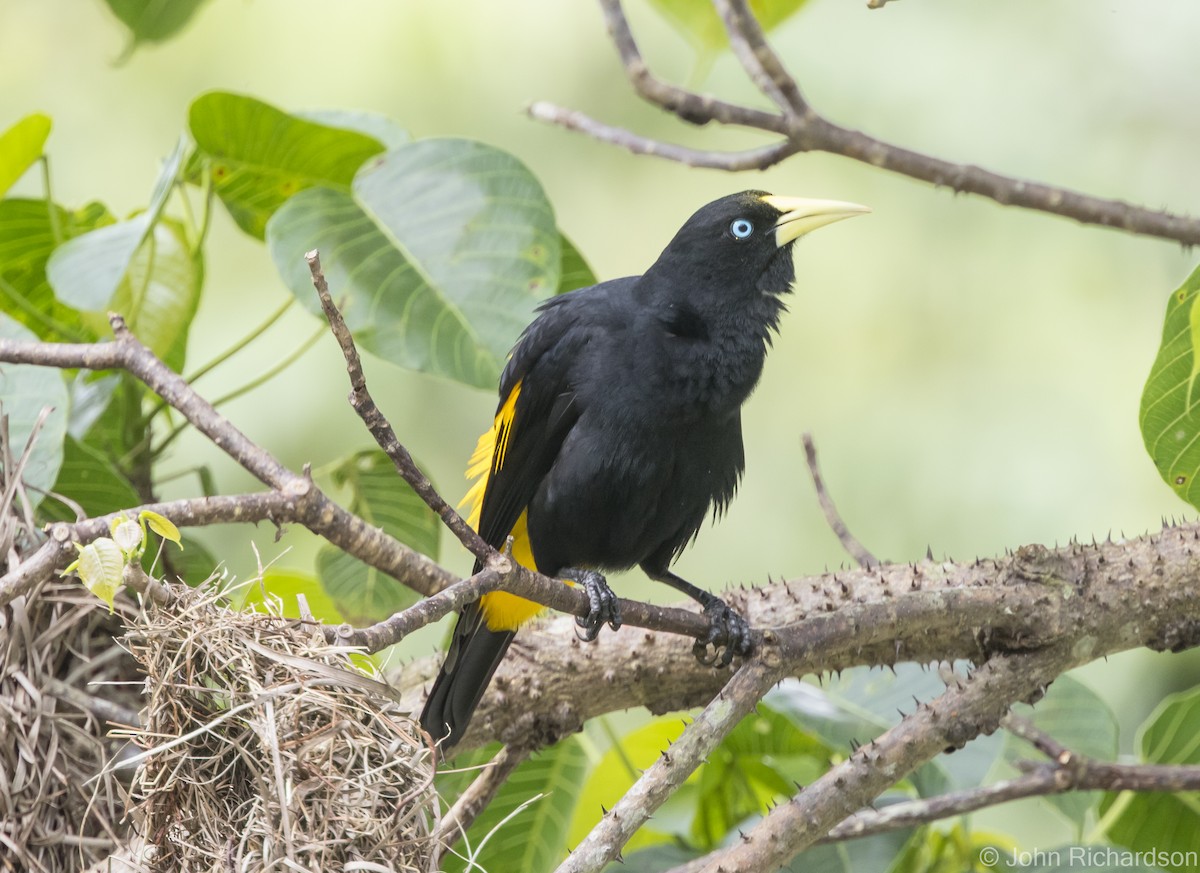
[5,0,1199,799]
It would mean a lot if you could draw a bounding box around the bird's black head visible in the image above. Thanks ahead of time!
[646,190,869,298]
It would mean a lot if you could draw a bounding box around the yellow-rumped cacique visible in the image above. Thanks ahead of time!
[420,190,869,748]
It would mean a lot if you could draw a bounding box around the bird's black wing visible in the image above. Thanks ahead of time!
[469,288,606,571]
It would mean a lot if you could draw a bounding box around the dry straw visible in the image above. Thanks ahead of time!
[114,579,439,871]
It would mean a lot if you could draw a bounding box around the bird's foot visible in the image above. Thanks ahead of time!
[561,568,622,642]
[693,597,753,667]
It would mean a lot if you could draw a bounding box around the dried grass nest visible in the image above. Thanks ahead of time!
[118,580,439,871]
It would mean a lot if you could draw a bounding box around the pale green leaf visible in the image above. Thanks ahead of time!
[443,738,588,873]
[0,113,51,197]
[315,450,440,624]
[70,537,125,611]
[189,91,385,239]
[45,137,186,311]
[0,315,68,508]
[239,569,346,625]
[141,509,182,547]
[570,717,690,853]
[0,198,112,342]
[267,137,559,388]
[111,518,143,555]
[110,217,204,371]
[1140,263,1200,508]
[648,0,811,53]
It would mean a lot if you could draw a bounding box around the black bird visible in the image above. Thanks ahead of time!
[420,190,869,747]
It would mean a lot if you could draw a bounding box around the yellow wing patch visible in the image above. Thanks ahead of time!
[458,379,546,632]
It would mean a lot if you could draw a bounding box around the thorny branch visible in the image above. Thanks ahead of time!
[0,316,758,655]
[2,290,1200,870]
[528,0,1200,246]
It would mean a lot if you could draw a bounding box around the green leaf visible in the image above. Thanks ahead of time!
[690,705,831,850]
[239,568,346,624]
[558,233,596,295]
[0,113,51,197]
[647,0,811,54]
[66,537,125,611]
[1099,687,1200,869]
[0,315,68,508]
[443,738,588,873]
[140,509,181,547]
[570,717,690,854]
[101,0,210,56]
[1140,263,1200,509]
[110,217,204,371]
[111,517,144,555]
[1002,674,1119,827]
[38,434,140,523]
[297,109,410,149]
[315,449,440,624]
[46,137,186,311]
[769,667,993,796]
[0,198,112,342]
[189,91,385,239]
[266,137,559,389]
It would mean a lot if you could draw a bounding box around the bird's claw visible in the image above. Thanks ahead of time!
[692,598,753,667]
[563,569,622,643]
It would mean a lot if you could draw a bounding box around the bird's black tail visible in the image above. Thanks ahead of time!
[420,601,515,749]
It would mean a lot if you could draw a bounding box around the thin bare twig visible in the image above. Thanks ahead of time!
[532,0,1200,246]
[0,319,459,601]
[802,433,879,569]
[527,103,799,170]
[305,250,491,563]
[555,658,784,873]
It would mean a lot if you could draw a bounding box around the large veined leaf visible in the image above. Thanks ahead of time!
[648,0,811,54]
[297,109,410,150]
[1002,674,1118,827]
[189,91,385,239]
[267,137,560,389]
[46,137,186,312]
[109,217,204,372]
[1099,687,1200,869]
[0,198,111,343]
[0,315,68,508]
[443,738,588,873]
[1140,262,1200,509]
[0,113,51,198]
[39,434,140,523]
[315,449,440,624]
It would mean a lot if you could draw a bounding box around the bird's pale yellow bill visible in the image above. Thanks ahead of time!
[762,195,871,246]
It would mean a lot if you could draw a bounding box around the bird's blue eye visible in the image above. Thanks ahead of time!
[730,218,754,239]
